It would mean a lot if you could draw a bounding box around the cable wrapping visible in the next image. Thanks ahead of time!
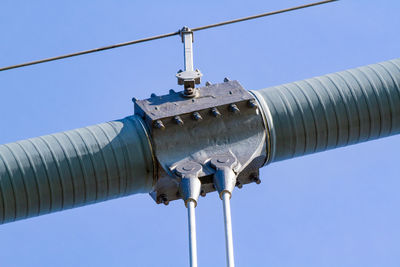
[252,58,400,163]
[0,116,154,224]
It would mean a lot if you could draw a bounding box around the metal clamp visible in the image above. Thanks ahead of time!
[176,161,202,207]
[134,80,267,205]
[210,155,238,199]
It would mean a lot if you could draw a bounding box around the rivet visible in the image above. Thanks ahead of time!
[154,120,165,129]
[211,107,221,117]
[192,112,202,121]
[224,77,230,82]
[229,104,240,113]
[200,190,206,197]
[174,116,184,126]
[248,99,258,108]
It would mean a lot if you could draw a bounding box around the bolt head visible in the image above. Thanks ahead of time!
[154,120,165,130]
[192,112,202,121]
[229,104,240,113]
[211,107,221,117]
[174,116,184,126]
[248,99,258,108]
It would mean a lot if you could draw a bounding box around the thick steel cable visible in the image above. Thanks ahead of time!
[0,0,338,72]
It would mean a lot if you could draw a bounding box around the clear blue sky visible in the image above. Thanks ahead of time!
[1,1,400,266]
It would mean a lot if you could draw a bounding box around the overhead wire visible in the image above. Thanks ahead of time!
[0,0,338,72]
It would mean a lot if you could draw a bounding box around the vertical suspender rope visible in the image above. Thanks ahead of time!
[222,192,235,267]
[187,200,199,267]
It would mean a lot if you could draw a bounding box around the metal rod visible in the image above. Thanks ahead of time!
[182,29,194,72]
[222,192,235,267]
[187,200,198,267]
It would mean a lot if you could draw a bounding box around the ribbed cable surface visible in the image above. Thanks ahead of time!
[0,115,154,224]
[252,58,400,163]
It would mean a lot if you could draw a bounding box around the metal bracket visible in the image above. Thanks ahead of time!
[210,154,238,199]
[176,161,202,207]
[176,27,203,97]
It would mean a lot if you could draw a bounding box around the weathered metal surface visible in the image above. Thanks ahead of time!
[0,116,155,224]
[135,80,254,125]
[252,58,400,164]
[135,80,267,204]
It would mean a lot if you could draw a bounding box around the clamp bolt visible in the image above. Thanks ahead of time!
[248,99,258,108]
[229,104,240,113]
[211,107,221,117]
[174,116,184,126]
[192,112,203,121]
[154,120,165,130]
[250,173,261,184]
